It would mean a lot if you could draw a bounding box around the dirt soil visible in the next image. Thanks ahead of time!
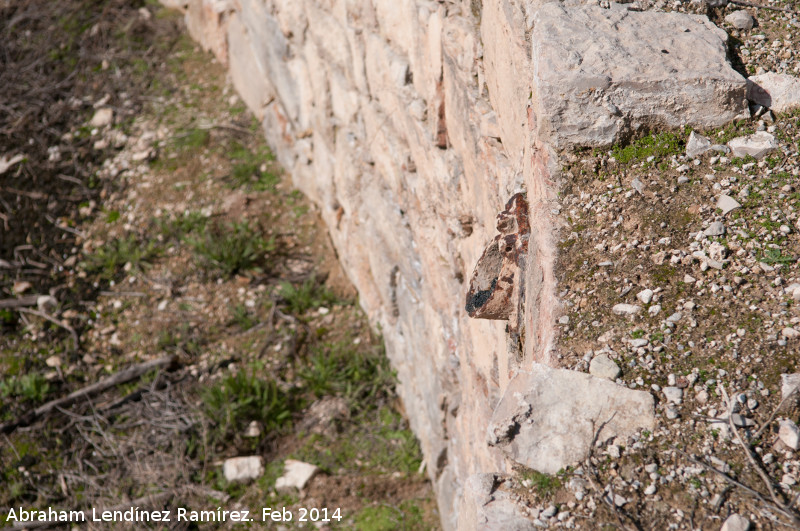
[497,1,800,529]
[0,2,437,529]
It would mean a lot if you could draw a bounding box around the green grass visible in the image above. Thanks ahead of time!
[298,340,394,403]
[229,304,258,331]
[292,407,422,476]
[157,210,208,241]
[759,248,795,265]
[520,469,563,498]
[280,277,339,315]
[82,234,160,280]
[228,143,279,191]
[611,131,684,165]
[188,220,274,276]
[172,127,210,150]
[0,373,50,403]
[353,500,429,531]
[201,363,295,444]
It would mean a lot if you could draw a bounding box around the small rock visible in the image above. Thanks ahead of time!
[663,387,683,404]
[696,390,709,404]
[782,473,797,486]
[684,274,697,284]
[665,405,680,419]
[275,460,320,492]
[716,194,741,215]
[731,414,755,428]
[45,355,62,368]
[541,505,558,519]
[666,312,682,323]
[648,304,661,316]
[89,108,114,128]
[686,131,713,158]
[704,221,725,237]
[781,373,800,400]
[644,483,657,495]
[724,10,755,30]
[748,72,800,114]
[782,327,800,339]
[36,295,57,313]
[636,289,654,304]
[779,419,800,450]
[12,281,32,294]
[631,177,645,194]
[727,131,778,159]
[721,513,751,531]
[612,303,641,316]
[222,456,263,483]
[630,338,649,348]
[244,421,261,438]
[590,354,622,381]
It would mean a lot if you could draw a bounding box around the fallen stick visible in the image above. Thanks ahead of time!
[729,0,799,14]
[16,307,79,352]
[721,384,800,528]
[0,295,39,309]
[0,355,178,435]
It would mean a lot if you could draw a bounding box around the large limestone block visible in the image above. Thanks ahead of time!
[531,3,749,148]
[185,0,231,64]
[487,364,655,474]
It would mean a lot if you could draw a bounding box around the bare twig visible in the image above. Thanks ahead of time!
[753,383,800,442]
[729,0,799,14]
[0,295,39,309]
[16,307,79,351]
[721,384,800,528]
[0,355,179,435]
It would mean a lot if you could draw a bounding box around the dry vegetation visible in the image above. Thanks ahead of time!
[0,1,437,529]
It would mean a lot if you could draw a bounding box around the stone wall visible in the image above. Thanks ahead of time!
[164,0,750,527]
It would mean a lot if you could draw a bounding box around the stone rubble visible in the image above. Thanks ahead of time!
[274,459,319,492]
[222,456,263,483]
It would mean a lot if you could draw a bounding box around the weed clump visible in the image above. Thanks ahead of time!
[82,234,160,280]
[188,220,274,276]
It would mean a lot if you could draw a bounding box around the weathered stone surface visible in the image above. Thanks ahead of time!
[728,131,778,159]
[531,4,748,148]
[724,10,755,30]
[457,474,536,531]
[748,72,800,113]
[781,373,800,400]
[779,419,800,450]
[275,459,319,492]
[487,364,655,474]
[717,194,741,215]
[589,354,621,380]
[89,108,113,128]
[686,131,713,158]
[222,456,263,483]
[720,513,751,531]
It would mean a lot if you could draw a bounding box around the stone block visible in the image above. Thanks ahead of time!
[531,3,749,148]
[487,364,655,473]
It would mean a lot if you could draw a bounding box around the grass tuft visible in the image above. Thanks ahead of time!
[188,220,274,276]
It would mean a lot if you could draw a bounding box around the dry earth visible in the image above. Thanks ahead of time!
[1,2,437,529]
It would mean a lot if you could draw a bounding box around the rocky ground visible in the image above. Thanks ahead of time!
[494,1,800,529]
[0,2,436,529]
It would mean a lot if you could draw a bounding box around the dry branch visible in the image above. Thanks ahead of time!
[0,355,179,435]
[0,295,39,308]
